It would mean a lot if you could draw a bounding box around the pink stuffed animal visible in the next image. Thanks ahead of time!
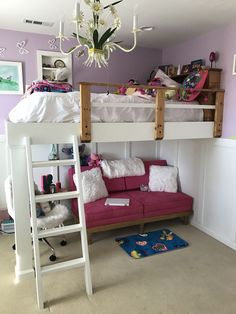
[88,153,103,167]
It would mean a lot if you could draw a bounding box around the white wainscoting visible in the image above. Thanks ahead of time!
[159,138,236,250]
[192,139,236,250]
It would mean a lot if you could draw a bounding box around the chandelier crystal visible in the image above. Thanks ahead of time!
[57,0,143,68]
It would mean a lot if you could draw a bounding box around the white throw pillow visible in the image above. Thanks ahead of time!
[73,168,108,204]
[100,157,145,179]
[149,165,178,193]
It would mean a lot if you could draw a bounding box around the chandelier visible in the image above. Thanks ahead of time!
[58,0,150,68]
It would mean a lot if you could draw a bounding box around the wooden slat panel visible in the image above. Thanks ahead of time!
[214,91,224,137]
[154,90,165,140]
[80,83,91,142]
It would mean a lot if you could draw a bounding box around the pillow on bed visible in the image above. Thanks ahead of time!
[73,168,108,203]
[154,69,180,88]
[179,69,208,101]
[149,165,178,193]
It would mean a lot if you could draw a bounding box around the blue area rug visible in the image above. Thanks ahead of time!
[115,229,189,259]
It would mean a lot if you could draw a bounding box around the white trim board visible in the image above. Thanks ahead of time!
[191,221,236,251]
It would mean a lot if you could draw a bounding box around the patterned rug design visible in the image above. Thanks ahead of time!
[115,229,189,259]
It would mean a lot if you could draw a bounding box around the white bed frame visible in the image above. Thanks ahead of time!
[6,82,225,280]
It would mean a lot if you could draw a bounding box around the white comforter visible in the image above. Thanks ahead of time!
[8,91,203,123]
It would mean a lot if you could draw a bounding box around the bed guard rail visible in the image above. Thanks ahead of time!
[79,82,225,142]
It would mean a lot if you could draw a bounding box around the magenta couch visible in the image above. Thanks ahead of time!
[68,160,193,239]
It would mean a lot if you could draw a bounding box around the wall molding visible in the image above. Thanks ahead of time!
[191,220,236,251]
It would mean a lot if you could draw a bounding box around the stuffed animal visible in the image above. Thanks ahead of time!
[117,79,139,95]
[88,153,103,167]
[61,144,90,166]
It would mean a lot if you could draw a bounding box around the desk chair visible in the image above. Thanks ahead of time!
[4,176,69,261]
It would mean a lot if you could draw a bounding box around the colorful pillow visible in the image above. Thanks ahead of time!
[179,69,208,101]
[149,165,178,193]
[73,168,108,203]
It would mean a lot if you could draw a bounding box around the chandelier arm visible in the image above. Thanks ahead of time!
[58,22,82,56]
[59,38,80,56]
[112,30,137,53]
[75,22,82,46]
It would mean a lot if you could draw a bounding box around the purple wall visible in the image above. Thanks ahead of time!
[162,23,236,138]
[0,29,162,134]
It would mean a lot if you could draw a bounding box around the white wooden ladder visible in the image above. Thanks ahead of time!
[24,135,92,309]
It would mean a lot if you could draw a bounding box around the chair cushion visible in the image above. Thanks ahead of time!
[127,190,193,218]
[37,204,69,229]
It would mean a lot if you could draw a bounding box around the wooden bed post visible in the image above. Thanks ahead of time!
[80,83,91,142]
[154,89,165,140]
[214,91,224,137]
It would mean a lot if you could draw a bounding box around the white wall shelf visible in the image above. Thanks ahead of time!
[37,50,72,84]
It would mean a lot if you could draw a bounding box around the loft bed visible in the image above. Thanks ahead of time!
[6,81,224,281]
[7,82,225,144]
[79,82,224,142]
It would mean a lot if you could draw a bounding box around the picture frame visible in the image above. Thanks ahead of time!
[0,61,23,94]
[232,54,236,75]
[158,64,172,75]
[181,64,191,74]
[190,59,205,72]
[168,65,178,77]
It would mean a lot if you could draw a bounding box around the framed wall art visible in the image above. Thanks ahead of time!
[0,61,23,94]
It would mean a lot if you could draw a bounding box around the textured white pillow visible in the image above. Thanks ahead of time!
[154,69,180,88]
[100,158,145,179]
[149,165,178,193]
[73,168,108,203]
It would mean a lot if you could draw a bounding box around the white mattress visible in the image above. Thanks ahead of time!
[8,91,203,123]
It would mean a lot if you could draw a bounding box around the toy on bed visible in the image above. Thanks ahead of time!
[117,79,140,95]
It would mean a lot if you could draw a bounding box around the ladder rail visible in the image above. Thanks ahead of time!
[24,134,93,309]
[73,135,93,296]
[25,136,44,310]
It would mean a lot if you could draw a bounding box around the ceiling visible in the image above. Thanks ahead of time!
[1,0,236,49]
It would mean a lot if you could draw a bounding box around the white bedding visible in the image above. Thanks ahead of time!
[8,91,203,123]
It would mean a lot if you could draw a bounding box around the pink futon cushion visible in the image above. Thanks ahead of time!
[127,190,193,218]
[84,192,143,228]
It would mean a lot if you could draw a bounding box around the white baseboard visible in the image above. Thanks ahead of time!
[191,220,236,251]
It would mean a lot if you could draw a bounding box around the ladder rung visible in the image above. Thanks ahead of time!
[37,224,82,239]
[41,257,85,275]
[32,159,76,168]
[35,191,79,202]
